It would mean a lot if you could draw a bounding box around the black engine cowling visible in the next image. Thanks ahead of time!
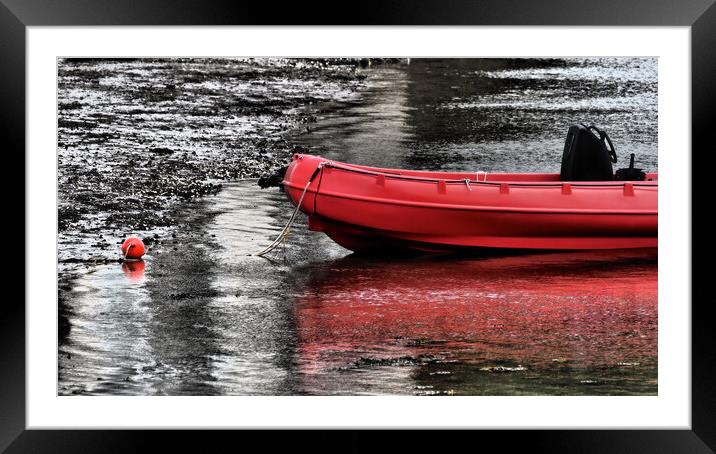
[560,124,617,181]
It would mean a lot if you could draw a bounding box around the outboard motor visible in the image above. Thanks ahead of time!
[615,153,647,181]
[560,124,617,181]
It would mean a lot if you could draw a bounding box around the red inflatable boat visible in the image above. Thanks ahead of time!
[282,154,657,252]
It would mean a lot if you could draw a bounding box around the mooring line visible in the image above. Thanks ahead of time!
[254,162,325,257]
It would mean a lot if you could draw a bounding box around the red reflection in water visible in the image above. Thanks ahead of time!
[293,249,657,373]
[122,260,145,284]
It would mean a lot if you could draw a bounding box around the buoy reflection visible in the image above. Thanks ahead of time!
[121,260,145,284]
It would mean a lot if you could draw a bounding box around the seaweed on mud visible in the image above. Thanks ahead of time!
[257,165,288,189]
[58,204,83,232]
[58,119,99,129]
[59,101,84,111]
[57,58,367,273]
[339,354,440,371]
[134,85,180,103]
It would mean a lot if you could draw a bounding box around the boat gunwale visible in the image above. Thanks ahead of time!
[321,160,658,187]
[282,181,658,215]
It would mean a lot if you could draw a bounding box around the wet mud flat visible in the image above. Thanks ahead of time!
[57,58,369,275]
[57,58,370,337]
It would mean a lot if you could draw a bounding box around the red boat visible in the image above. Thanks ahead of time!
[281,153,657,253]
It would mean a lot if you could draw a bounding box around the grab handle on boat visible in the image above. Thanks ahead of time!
[585,124,617,163]
[437,180,447,194]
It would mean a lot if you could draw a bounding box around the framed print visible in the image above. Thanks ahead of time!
[8,0,715,451]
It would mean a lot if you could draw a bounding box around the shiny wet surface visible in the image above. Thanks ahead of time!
[59,59,657,395]
[296,58,657,172]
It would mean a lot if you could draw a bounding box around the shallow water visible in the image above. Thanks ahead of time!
[59,58,658,395]
[296,58,657,172]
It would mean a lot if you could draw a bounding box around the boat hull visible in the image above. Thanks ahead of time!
[282,154,658,252]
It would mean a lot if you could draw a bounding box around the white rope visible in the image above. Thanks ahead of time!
[122,243,142,262]
[254,162,326,257]
[254,178,312,257]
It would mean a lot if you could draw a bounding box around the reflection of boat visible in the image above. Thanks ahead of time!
[293,250,658,377]
[282,154,657,253]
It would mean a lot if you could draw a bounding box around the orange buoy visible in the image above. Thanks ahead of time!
[121,237,145,260]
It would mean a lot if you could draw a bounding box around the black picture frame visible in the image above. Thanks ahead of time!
[6,0,714,451]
